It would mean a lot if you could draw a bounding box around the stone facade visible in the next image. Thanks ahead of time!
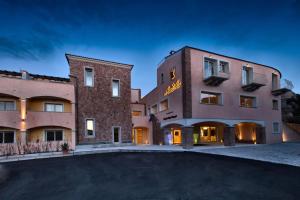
[67,55,133,144]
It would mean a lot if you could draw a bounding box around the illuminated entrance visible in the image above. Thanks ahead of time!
[172,129,182,144]
[193,122,226,145]
[164,128,182,145]
[132,127,149,145]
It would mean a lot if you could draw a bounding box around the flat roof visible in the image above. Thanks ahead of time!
[65,53,133,70]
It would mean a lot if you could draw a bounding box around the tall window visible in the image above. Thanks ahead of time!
[45,103,63,112]
[86,119,95,136]
[273,122,280,134]
[200,92,222,105]
[240,95,256,108]
[272,99,279,110]
[84,68,94,87]
[272,73,279,90]
[113,127,121,143]
[0,131,14,143]
[242,66,252,85]
[0,101,15,111]
[45,130,63,141]
[160,99,169,111]
[204,58,217,78]
[161,73,164,84]
[112,79,120,97]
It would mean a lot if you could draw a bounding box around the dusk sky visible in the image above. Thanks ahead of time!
[0,0,300,95]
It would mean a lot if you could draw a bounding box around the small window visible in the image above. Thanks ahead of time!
[273,122,280,134]
[219,61,229,73]
[0,101,15,111]
[84,68,94,87]
[112,79,120,97]
[0,131,14,143]
[159,99,169,111]
[45,103,63,112]
[272,100,279,110]
[272,73,279,90]
[86,119,95,136]
[45,130,63,141]
[200,92,222,105]
[161,73,164,84]
[132,111,142,116]
[151,105,158,114]
[240,95,256,108]
[113,127,121,143]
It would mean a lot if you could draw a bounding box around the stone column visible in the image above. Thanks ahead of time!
[256,127,266,144]
[224,126,235,146]
[20,131,27,144]
[181,126,193,149]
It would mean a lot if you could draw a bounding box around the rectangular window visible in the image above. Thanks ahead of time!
[86,119,95,136]
[0,131,15,143]
[159,99,169,111]
[272,73,279,90]
[200,92,222,105]
[161,73,164,84]
[204,58,217,78]
[45,130,63,141]
[45,103,63,112]
[242,66,253,85]
[219,61,229,73]
[240,95,256,108]
[151,104,158,114]
[0,101,15,111]
[112,79,120,97]
[132,111,142,116]
[273,122,280,134]
[113,127,121,143]
[272,100,279,110]
[84,68,94,87]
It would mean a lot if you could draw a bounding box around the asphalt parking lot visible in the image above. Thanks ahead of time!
[0,152,300,200]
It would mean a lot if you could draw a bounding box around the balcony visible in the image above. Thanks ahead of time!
[242,72,267,92]
[0,111,20,129]
[272,79,293,96]
[203,71,230,86]
[26,111,75,130]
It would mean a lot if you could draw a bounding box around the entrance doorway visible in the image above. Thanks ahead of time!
[132,127,149,145]
[172,129,181,144]
[200,126,217,142]
[192,122,226,145]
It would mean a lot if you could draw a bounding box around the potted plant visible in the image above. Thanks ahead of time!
[61,143,69,154]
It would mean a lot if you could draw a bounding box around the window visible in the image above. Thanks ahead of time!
[159,99,169,111]
[240,95,256,108]
[84,68,94,87]
[200,92,222,105]
[161,73,164,84]
[112,79,120,97]
[45,130,63,141]
[273,122,280,134]
[132,111,142,116]
[113,127,121,143]
[272,73,279,90]
[272,99,279,110]
[204,58,217,78]
[0,101,15,111]
[45,103,63,112]
[0,131,14,143]
[219,61,229,73]
[242,66,253,85]
[86,119,95,136]
[151,104,158,114]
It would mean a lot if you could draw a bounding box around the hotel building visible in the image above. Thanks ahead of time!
[141,46,287,147]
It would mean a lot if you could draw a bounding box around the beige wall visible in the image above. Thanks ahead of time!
[28,127,72,143]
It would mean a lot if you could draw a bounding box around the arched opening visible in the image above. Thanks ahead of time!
[132,127,149,145]
[234,122,262,144]
[192,121,228,145]
[161,123,183,145]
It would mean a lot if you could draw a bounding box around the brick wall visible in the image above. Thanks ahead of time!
[68,57,132,144]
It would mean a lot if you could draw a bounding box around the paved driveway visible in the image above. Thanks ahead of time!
[0,152,300,200]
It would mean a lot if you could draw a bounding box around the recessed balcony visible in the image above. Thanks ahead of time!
[203,72,230,86]
[271,79,293,96]
[241,72,267,92]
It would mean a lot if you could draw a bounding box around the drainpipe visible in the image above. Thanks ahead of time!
[69,74,79,145]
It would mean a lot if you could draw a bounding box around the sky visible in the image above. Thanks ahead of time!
[0,0,300,95]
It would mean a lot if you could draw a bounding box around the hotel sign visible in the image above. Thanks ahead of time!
[164,79,182,96]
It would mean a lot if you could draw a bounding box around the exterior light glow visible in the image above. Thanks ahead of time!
[164,79,182,96]
[20,99,26,120]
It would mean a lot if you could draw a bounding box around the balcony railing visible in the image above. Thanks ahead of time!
[242,72,267,92]
[272,79,293,96]
[203,70,230,86]
[26,111,75,129]
[0,110,20,129]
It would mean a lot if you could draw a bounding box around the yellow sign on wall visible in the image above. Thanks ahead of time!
[164,79,182,96]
